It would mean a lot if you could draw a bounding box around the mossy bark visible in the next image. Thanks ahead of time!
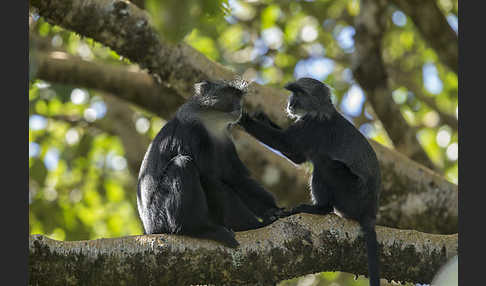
[29,214,457,285]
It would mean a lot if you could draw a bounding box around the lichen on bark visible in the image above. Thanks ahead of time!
[29,214,457,285]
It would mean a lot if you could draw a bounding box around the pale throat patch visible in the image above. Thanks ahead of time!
[199,111,234,139]
[286,104,307,121]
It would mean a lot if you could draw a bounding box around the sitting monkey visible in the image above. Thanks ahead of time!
[137,79,283,248]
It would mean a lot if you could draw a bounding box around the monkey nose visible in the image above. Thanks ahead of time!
[284,82,298,92]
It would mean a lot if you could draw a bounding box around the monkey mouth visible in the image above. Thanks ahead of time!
[286,105,297,118]
[286,103,298,115]
[286,105,306,120]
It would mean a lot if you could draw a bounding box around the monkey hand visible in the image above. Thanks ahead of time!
[238,110,252,126]
[251,110,270,123]
[251,111,283,130]
[273,207,294,218]
[239,110,281,130]
[263,207,293,222]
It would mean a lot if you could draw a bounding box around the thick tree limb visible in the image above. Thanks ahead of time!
[390,0,458,74]
[29,214,458,285]
[31,0,457,234]
[32,51,185,119]
[352,0,437,171]
[371,142,457,234]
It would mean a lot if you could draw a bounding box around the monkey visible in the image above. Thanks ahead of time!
[238,77,381,286]
[137,79,283,248]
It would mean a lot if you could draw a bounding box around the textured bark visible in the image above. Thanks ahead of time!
[390,0,458,74]
[32,51,185,120]
[31,0,457,234]
[29,214,458,285]
[352,0,437,171]
[371,142,457,234]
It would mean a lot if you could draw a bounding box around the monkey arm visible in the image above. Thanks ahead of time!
[226,173,278,209]
[217,145,281,220]
[225,175,282,224]
[252,111,283,130]
[200,175,234,228]
[239,113,306,164]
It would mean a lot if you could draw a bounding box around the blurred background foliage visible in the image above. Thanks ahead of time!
[29,0,457,285]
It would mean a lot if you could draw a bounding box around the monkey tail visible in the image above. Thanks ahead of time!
[361,221,379,286]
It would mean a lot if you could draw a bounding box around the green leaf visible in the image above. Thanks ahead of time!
[30,159,48,186]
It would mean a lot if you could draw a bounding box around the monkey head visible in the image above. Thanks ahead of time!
[284,77,335,120]
[193,79,249,123]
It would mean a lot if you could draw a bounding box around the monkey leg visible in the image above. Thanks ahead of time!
[252,111,282,130]
[290,173,333,216]
[202,178,264,232]
[191,224,239,248]
[158,155,239,248]
[224,176,279,218]
[222,185,271,231]
[289,204,332,215]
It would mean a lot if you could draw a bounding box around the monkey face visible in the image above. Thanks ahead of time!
[285,91,309,119]
[193,79,247,123]
[284,77,334,120]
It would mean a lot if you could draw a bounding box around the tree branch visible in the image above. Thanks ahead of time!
[29,214,457,285]
[371,142,457,234]
[31,50,185,120]
[31,0,457,234]
[390,0,458,74]
[352,0,437,171]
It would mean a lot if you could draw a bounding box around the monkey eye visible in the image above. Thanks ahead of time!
[293,91,305,97]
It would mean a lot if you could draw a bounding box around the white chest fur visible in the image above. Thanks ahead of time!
[199,112,232,140]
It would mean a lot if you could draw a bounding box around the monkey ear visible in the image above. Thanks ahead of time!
[194,80,210,96]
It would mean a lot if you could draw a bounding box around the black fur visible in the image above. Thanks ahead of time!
[137,79,282,248]
[239,77,381,285]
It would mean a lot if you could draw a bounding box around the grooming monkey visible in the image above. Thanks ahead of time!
[239,77,381,285]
